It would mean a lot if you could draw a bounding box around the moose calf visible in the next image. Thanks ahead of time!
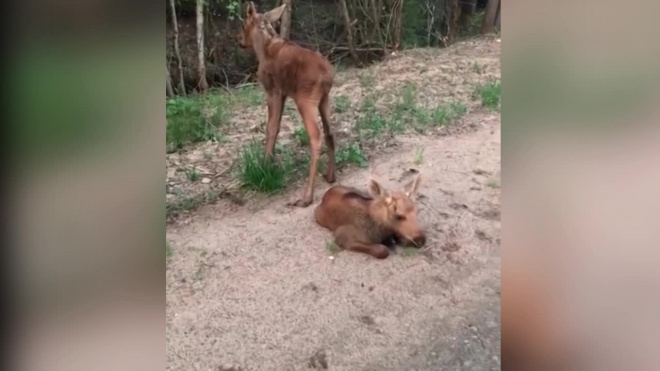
[314,174,426,259]
[237,2,336,207]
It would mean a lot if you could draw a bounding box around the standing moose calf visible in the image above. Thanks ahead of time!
[237,2,336,207]
[314,174,427,259]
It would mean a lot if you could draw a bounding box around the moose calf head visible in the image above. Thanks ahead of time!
[237,2,286,49]
[368,174,426,247]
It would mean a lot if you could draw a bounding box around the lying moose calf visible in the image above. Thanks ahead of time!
[314,174,426,259]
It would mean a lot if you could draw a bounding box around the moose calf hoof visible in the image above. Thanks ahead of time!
[372,246,390,259]
[323,173,336,184]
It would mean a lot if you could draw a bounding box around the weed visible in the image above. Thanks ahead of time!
[334,95,351,113]
[360,72,375,87]
[232,85,263,107]
[336,142,368,168]
[478,81,501,110]
[166,96,225,151]
[357,111,388,137]
[472,62,483,73]
[166,190,221,218]
[414,148,425,165]
[186,167,201,182]
[293,126,310,146]
[203,149,213,160]
[401,247,419,257]
[487,180,500,189]
[166,241,173,258]
[450,102,468,117]
[326,241,341,254]
[238,141,292,193]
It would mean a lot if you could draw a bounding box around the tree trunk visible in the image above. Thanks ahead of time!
[458,0,477,29]
[279,0,293,39]
[169,0,186,95]
[339,0,359,63]
[481,0,500,34]
[166,65,174,97]
[495,0,501,31]
[446,0,460,45]
[196,0,209,94]
[393,0,404,49]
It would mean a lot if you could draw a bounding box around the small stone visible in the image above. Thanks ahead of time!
[329,256,335,260]
[202,178,211,184]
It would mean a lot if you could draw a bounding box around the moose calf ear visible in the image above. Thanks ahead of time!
[368,178,388,198]
[263,4,286,23]
[246,2,256,18]
[404,173,422,197]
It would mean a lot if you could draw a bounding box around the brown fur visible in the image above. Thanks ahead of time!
[238,2,336,207]
[314,175,426,259]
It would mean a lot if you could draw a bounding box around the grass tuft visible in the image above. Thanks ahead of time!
[336,142,368,168]
[326,241,341,254]
[414,148,425,165]
[334,95,351,113]
[401,247,419,257]
[478,81,501,110]
[186,167,200,182]
[293,126,310,146]
[238,141,292,193]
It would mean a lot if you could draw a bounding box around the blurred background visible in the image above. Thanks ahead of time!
[9,0,660,370]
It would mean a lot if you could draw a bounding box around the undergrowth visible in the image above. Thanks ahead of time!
[238,141,293,193]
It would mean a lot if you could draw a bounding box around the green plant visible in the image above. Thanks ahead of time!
[336,142,368,168]
[478,81,501,110]
[166,94,226,151]
[238,141,292,193]
[186,167,200,182]
[450,102,468,117]
[414,148,424,165]
[360,72,375,87]
[326,241,341,254]
[401,247,419,257]
[334,95,351,113]
[487,180,500,189]
[166,241,173,258]
[293,126,310,146]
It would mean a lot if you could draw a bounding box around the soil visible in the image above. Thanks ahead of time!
[166,37,500,370]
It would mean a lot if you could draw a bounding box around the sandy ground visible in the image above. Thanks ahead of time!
[166,108,501,370]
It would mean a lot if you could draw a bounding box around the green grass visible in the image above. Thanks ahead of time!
[487,180,500,189]
[166,96,225,151]
[293,126,310,146]
[185,167,200,182]
[472,61,483,74]
[238,141,293,193]
[166,190,222,218]
[166,86,264,152]
[166,241,173,258]
[414,148,424,165]
[326,241,341,255]
[412,101,468,132]
[334,95,351,113]
[401,247,419,257]
[478,81,501,110]
[336,142,368,168]
[360,72,375,87]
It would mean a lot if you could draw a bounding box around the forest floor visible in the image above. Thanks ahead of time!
[166,36,501,371]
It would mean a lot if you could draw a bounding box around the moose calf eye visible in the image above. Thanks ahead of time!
[395,215,406,221]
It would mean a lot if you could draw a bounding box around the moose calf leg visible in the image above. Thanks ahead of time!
[334,225,390,259]
[264,93,286,158]
[290,102,322,207]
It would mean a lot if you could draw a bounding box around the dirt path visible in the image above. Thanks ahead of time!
[166,110,501,370]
